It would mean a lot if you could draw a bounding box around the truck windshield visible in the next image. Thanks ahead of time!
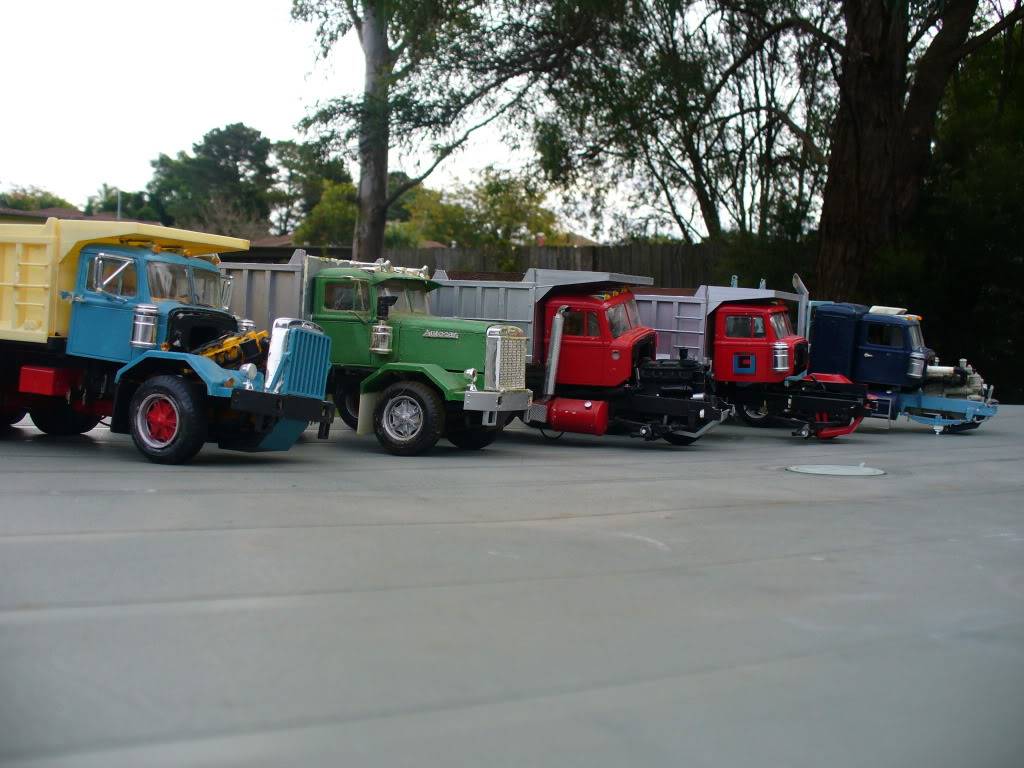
[148,263,192,303]
[908,322,925,349]
[607,299,640,338]
[193,269,226,308]
[770,312,794,339]
[378,281,431,315]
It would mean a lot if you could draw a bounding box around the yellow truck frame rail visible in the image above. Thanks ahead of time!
[0,217,248,344]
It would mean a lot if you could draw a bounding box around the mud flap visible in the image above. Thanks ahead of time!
[357,391,381,436]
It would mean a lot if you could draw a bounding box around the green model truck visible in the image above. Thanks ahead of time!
[222,251,531,455]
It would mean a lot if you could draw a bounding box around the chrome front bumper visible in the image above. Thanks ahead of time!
[463,389,532,413]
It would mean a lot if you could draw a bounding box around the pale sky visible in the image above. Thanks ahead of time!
[0,0,519,208]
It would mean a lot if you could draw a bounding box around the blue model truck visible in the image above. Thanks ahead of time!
[807,303,998,433]
[0,218,334,463]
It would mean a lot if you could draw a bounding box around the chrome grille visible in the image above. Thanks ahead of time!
[485,326,527,391]
[497,333,527,390]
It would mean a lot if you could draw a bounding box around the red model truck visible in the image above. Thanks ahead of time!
[433,269,729,445]
[436,270,869,441]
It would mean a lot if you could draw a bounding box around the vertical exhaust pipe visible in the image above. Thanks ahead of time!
[544,305,569,397]
[792,273,810,339]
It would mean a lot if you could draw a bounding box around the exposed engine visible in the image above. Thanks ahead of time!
[922,357,993,401]
[193,330,270,371]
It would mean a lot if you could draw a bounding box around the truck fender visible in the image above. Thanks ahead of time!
[111,352,234,433]
[358,363,466,403]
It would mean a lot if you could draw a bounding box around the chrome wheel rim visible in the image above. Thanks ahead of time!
[382,395,423,441]
[136,393,179,449]
[744,403,770,420]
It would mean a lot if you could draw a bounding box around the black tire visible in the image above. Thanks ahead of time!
[336,386,360,431]
[373,380,444,456]
[2,408,27,428]
[29,403,102,435]
[447,427,500,450]
[663,433,697,446]
[736,402,776,428]
[129,375,207,464]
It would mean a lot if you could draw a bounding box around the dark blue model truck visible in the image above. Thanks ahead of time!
[807,303,998,433]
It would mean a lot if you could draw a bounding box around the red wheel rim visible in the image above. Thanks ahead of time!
[145,398,178,443]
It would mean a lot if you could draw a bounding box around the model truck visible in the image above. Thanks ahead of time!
[221,250,531,455]
[631,275,870,439]
[806,303,998,433]
[0,218,334,464]
[432,269,730,445]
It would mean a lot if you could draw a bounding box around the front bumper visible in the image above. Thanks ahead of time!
[463,388,532,413]
[230,388,336,438]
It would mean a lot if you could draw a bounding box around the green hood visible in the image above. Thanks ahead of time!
[392,314,495,373]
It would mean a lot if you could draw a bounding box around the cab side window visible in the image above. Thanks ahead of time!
[87,255,137,297]
[563,309,599,337]
[866,322,903,348]
[324,281,368,312]
[725,315,765,338]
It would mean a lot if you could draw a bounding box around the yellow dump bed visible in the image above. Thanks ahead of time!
[0,218,248,344]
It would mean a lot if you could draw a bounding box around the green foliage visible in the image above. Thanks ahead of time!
[148,123,276,235]
[271,139,352,234]
[294,180,359,248]
[883,29,1024,402]
[382,168,567,257]
[84,184,160,222]
[0,186,75,211]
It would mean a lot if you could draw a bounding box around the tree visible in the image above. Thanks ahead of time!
[84,184,160,222]
[891,26,1024,401]
[387,168,566,253]
[534,2,835,243]
[270,139,352,234]
[148,123,277,236]
[293,180,360,248]
[815,0,1024,298]
[292,0,626,260]
[0,186,75,211]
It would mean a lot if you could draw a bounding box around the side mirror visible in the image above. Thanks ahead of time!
[376,294,399,321]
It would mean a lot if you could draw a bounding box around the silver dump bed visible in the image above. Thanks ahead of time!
[432,268,653,362]
[221,250,331,332]
[632,275,810,360]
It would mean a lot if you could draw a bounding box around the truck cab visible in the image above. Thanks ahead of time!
[540,288,653,389]
[711,303,808,384]
[809,304,927,389]
[67,244,237,363]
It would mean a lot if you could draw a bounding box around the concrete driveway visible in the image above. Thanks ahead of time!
[1,408,1022,767]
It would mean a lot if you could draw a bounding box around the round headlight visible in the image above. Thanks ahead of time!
[239,363,258,382]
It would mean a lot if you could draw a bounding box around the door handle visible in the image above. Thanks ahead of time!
[863,352,873,358]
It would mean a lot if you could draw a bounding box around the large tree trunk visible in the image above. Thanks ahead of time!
[816,0,982,300]
[354,2,391,261]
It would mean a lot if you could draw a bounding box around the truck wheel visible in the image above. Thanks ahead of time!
[129,376,207,464]
[29,403,102,435]
[663,433,696,446]
[2,408,27,428]
[736,403,776,427]
[336,386,360,430]
[447,427,500,450]
[373,381,444,456]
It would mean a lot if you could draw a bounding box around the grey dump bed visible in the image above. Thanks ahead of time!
[632,278,809,360]
[432,268,652,362]
[221,250,330,332]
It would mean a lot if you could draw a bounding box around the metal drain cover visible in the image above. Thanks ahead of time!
[786,464,886,476]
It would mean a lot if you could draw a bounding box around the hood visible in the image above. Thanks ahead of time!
[393,314,497,373]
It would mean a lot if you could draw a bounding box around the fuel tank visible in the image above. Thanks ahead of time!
[546,397,609,435]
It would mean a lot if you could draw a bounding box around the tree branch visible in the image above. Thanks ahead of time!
[383,80,537,208]
[955,4,1024,60]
